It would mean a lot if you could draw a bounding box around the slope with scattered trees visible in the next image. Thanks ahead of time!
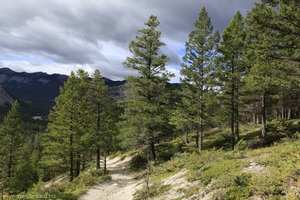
[0,0,299,199]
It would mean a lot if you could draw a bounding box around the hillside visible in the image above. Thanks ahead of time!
[0,86,13,107]
[0,68,180,117]
[22,119,300,200]
[0,68,126,117]
[135,140,300,199]
[131,120,300,200]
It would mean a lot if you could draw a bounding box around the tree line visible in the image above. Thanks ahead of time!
[0,0,299,195]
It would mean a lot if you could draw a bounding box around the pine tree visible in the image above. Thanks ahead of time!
[43,70,90,181]
[0,101,23,178]
[218,11,246,149]
[121,15,172,188]
[44,72,78,181]
[244,3,291,139]
[258,0,300,63]
[181,7,219,151]
[101,108,119,174]
[0,101,24,194]
[73,69,90,177]
[88,69,110,171]
[170,101,191,144]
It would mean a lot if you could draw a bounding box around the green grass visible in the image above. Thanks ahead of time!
[134,183,171,200]
[18,169,111,200]
[139,119,300,200]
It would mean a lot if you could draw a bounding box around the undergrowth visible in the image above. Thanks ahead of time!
[134,119,300,199]
[16,169,111,200]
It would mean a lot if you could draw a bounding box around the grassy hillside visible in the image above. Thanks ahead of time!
[18,169,111,200]
[134,120,300,200]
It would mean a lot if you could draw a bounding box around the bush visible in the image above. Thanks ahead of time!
[134,183,171,200]
[233,173,250,187]
[235,140,248,151]
[23,169,111,200]
[130,153,147,172]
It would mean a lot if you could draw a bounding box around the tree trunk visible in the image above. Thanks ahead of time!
[261,92,267,139]
[8,150,12,177]
[149,141,156,161]
[69,133,74,182]
[198,119,203,152]
[75,151,80,177]
[104,153,107,174]
[195,133,199,148]
[82,154,86,171]
[183,131,189,144]
[198,60,204,152]
[146,140,151,189]
[96,146,101,169]
[198,89,204,152]
[288,108,291,119]
[234,84,239,141]
[256,114,260,124]
[231,79,235,150]
[96,103,101,169]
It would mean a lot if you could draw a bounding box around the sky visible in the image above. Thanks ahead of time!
[0,0,257,82]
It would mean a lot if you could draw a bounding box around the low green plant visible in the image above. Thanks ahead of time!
[134,183,171,200]
[142,120,300,199]
[129,153,147,172]
[21,169,111,200]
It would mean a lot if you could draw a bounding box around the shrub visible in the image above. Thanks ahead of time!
[134,183,171,200]
[235,139,248,151]
[130,153,147,172]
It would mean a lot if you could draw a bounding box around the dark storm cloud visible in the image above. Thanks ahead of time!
[0,0,257,80]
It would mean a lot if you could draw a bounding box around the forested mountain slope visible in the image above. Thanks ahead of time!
[0,68,126,116]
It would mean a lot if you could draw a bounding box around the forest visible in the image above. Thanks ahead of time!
[0,0,299,199]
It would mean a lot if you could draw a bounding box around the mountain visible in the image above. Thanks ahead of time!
[0,86,14,107]
[0,68,180,118]
[0,68,126,117]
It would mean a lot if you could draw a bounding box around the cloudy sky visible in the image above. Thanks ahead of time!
[0,0,257,82]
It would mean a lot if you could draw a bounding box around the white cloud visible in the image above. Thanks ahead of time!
[0,0,257,82]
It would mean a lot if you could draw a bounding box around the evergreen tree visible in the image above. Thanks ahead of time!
[218,11,246,149]
[101,108,119,174]
[88,69,116,173]
[170,101,191,144]
[180,7,219,151]
[121,15,172,188]
[43,70,90,181]
[88,70,107,169]
[258,0,300,63]
[73,70,90,177]
[43,72,78,181]
[0,101,24,193]
[244,3,291,139]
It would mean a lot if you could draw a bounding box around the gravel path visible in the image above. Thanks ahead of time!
[78,156,143,200]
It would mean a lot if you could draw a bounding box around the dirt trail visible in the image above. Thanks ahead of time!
[79,156,143,200]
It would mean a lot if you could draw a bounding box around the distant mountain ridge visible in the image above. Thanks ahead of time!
[0,68,126,117]
[0,86,14,107]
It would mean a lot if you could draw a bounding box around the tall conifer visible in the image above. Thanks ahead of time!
[218,11,246,149]
[181,7,219,151]
[122,15,172,187]
[0,101,23,184]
